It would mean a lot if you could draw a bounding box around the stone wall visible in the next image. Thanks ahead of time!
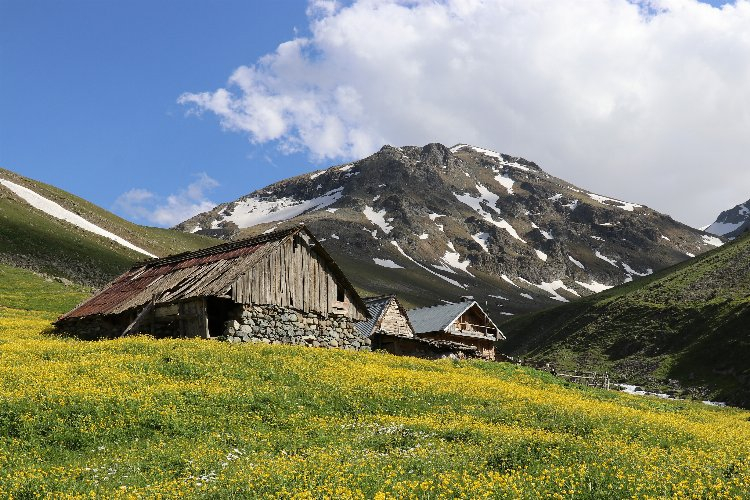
[379,300,414,337]
[222,303,370,351]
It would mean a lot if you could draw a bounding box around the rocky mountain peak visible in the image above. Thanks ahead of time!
[178,142,721,321]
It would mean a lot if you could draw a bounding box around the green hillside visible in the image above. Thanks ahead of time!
[0,168,218,286]
[501,232,750,407]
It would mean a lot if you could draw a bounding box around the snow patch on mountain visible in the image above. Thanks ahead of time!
[441,242,473,275]
[706,221,743,235]
[531,222,553,240]
[588,193,641,212]
[575,280,613,293]
[701,234,723,247]
[373,258,403,269]
[501,275,519,287]
[472,232,490,252]
[221,188,343,228]
[390,241,464,288]
[568,255,585,269]
[419,233,429,240]
[595,250,619,267]
[621,262,653,277]
[363,206,393,234]
[494,173,514,195]
[534,249,548,262]
[454,184,501,215]
[530,280,580,302]
[0,178,156,258]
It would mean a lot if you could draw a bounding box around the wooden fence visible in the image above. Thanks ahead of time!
[554,371,610,390]
[496,355,611,390]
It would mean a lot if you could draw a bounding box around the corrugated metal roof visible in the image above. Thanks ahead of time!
[355,296,392,337]
[59,225,369,321]
[407,301,473,334]
[407,300,504,340]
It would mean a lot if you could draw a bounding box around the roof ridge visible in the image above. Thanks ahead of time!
[138,226,302,269]
[408,300,467,312]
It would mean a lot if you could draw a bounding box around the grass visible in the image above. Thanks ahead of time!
[1,304,749,498]
[0,264,90,313]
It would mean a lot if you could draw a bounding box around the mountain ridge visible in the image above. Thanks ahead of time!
[500,231,750,407]
[178,143,722,320]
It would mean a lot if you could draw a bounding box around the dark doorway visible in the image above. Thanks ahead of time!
[206,297,236,337]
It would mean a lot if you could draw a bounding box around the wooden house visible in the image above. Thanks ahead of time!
[356,295,493,359]
[406,299,504,360]
[56,226,370,349]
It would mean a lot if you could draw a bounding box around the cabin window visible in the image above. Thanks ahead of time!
[336,283,345,302]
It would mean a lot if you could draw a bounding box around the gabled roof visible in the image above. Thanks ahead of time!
[59,225,367,320]
[407,300,504,340]
[355,295,414,337]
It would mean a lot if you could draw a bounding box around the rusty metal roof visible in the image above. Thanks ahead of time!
[59,225,367,320]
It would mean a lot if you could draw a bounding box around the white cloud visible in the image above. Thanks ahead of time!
[114,173,219,227]
[178,0,750,227]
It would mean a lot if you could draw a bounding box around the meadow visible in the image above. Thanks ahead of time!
[0,273,749,498]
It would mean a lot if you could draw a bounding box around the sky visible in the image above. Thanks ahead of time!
[1,0,748,229]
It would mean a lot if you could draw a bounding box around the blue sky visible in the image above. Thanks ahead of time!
[1,0,315,223]
[1,0,748,228]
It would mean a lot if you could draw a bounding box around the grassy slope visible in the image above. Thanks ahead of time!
[0,168,217,285]
[1,304,749,497]
[0,264,90,314]
[501,232,750,406]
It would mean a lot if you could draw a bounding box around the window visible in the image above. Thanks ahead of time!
[336,283,345,302]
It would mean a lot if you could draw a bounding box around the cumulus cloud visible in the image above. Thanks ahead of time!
[114,173,219,227]
[178,0,750,226]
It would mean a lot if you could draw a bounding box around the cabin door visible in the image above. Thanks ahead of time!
[178,298,209,338]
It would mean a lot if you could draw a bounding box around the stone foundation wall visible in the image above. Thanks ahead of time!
[223,304,370,351]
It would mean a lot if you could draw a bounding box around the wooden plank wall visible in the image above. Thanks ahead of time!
[231,236,364,321]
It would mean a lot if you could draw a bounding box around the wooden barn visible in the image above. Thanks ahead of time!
[56,226,371,349]
[406,299,504,360]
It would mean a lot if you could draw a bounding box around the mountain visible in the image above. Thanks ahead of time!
[0,167,218,287]
[178,143,721,320]
[500,232,750,407]
[705,198,750,239]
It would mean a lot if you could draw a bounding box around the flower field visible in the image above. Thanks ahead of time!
[1,305,749,499]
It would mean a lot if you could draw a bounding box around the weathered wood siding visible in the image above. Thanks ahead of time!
[453,306,498,338]
[230,235,365,321]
